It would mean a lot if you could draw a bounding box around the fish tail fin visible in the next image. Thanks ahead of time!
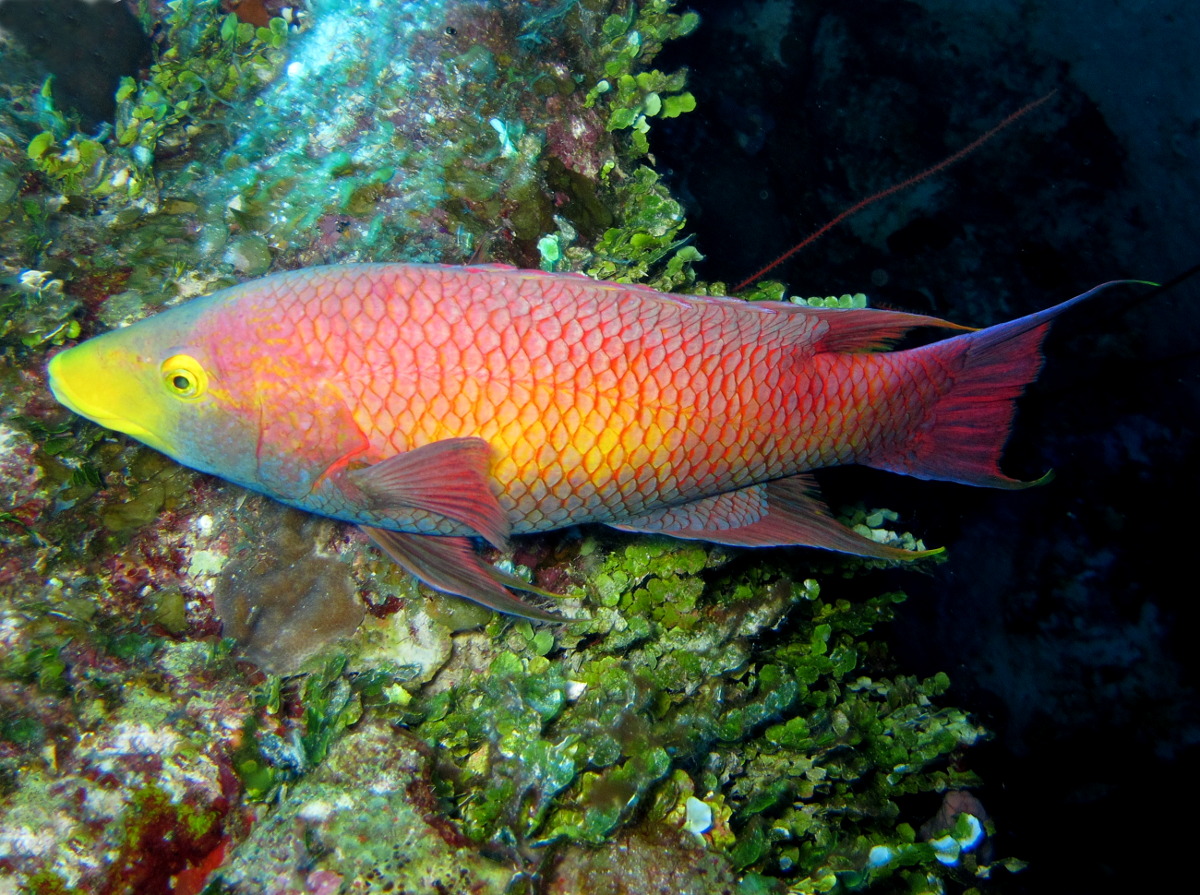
[866,281,1142,488]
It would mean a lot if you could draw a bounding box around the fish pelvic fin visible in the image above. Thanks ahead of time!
[866,281,1142,488]
[361,526,569,621]
[611,477,938,561]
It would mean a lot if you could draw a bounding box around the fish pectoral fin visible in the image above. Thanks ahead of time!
[360,526,568,621]
[612,476,939,561]
[346,437,511,549]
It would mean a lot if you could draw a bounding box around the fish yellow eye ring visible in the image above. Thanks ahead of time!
[161,354,208,400]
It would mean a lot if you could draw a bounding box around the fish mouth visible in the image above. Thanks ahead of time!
[47,350,173,454]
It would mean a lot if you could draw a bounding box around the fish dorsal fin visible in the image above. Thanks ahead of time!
[346,437,511,548]
[256,379,369,501]
[802,307,973,354]
[611,475,939,561]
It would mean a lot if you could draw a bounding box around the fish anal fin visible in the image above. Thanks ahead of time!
[612,484,771,535]
[347,437,510,548]
[361,526,567,621]
[613,476,936,561]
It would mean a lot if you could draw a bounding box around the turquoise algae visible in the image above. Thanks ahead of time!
[0,2,1011,892]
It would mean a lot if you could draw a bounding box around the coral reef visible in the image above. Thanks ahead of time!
[0,1,1008,893]
[0,634,257,893]
[215,718,516,894]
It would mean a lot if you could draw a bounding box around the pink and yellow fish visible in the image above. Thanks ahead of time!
[47,264,1118,618]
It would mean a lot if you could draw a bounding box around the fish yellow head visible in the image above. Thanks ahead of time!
[49,335,186,456]
[46,295,268,493]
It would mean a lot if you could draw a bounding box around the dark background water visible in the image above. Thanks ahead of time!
[656,0,1200,891]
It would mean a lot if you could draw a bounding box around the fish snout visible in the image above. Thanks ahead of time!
[47,343,173,454]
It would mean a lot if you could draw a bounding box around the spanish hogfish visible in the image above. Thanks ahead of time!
[47,264,1116,618]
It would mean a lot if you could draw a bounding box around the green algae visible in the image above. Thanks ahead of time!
[524,0,706,289]
[24,3,288,203]
[379,535,998,890]
[567,164,702,290]
[1,644,69,697]
[230,654,365,802]
[99,449,194,532]
[590,66,697,157]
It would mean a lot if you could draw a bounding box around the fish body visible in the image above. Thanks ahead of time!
[48,263,1111,617]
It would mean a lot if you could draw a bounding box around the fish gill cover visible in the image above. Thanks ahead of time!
[1,2,1016,893]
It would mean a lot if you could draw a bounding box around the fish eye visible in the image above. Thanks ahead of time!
[161,354,208,400]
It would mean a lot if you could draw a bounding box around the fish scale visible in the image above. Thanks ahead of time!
[196,265,889,531]
[347,268,906,527]
[47,264,1125,617]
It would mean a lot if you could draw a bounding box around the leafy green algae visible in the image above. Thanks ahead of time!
[395,534,991,892]
[25,2,289,202]
[215,719,517,895]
